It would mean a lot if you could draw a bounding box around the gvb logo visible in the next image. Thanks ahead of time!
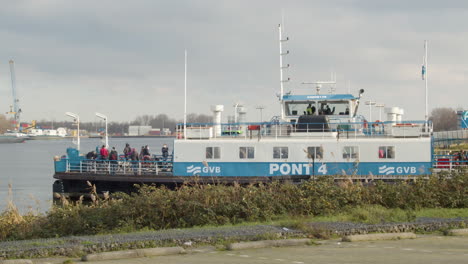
[379,165,417,175]
[186,165,201,175]
[379,165,395,175]
[186,165,222,175]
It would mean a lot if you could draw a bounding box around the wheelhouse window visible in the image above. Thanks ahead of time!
[285,102,316,116]
[307,146,323,159]
[239,147,255,159]
[317,101,349,115]
[273,147,288,159]
[206,147,220,159]
[343,146,359,159]
[379,146,395,159]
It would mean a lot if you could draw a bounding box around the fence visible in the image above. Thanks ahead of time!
[65,156,173,175]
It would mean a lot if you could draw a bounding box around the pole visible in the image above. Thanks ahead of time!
[184,50,187,140]
[105,117,108,148]
[77,116,80,151]
[424,40,428,130]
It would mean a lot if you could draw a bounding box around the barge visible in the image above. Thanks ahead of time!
[52,24,439,198]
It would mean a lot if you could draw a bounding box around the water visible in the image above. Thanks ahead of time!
[0,137,174,213]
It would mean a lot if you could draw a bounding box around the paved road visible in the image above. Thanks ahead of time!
[87,235,468,264]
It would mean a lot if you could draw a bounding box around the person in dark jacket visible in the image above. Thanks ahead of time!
[162,144,169,161]
[109,147,118,174]
[123,143,131,160]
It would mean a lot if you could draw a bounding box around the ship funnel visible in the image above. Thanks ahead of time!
[211,105,224,137]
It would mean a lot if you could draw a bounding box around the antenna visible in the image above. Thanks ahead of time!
[184,50,187,140]
[329,71,337,94]
[424,40,428,126]
[278,23,289,120]
[301,81,336,95]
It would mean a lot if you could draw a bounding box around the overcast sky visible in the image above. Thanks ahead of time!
[0,0,467,123]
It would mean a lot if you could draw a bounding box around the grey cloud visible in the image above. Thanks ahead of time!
[0,0,466,123]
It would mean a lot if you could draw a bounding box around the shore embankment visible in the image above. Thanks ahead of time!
[1,217,468,259]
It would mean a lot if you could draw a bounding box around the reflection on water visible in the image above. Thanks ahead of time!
[0,137,174,212]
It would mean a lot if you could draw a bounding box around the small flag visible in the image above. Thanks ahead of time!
[421,65,426,80]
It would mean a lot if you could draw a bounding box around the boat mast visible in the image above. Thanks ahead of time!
[184,50,187,140]
[278,24,289,120]
[424,40,428,127]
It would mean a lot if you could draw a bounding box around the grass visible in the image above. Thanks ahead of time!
[415,208,468,218]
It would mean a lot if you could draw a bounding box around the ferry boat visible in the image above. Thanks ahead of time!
[52,25,435,197]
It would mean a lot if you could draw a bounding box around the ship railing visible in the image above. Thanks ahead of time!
[175,120,432,140]
[64,157,173,175]
[433,154,468,171]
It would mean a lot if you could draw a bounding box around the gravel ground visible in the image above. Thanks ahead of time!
[0,218,467,259]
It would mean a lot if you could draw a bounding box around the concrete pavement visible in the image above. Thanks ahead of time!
[84,235,468,264]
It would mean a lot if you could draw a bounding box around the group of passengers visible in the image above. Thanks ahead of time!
[450,150,468,165]
[86,143,170,162]
[305,103,349,116]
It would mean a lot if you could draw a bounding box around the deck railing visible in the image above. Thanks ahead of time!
[433,154,468,171]
[175,120,432,140]
[64,156,173,175]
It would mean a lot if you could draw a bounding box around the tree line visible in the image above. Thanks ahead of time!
[0,108,463,134]
[34,113,213,134]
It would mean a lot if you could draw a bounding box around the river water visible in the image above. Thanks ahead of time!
[0,137,173,213]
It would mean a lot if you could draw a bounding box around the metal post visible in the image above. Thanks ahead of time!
[96,112,108,148]
[424,40,429,132]
[184,50,187,140]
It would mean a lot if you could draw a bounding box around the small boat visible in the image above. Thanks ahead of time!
[0,133,27,143]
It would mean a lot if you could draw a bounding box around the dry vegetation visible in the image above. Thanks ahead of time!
[1,172,467,241]
[0,114,12,133]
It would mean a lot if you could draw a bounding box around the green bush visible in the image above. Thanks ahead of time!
[0,172,467,241]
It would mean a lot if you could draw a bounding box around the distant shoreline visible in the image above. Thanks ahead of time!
[88,135,175,139]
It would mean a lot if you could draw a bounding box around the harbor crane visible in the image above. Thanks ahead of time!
[5,60,21,131]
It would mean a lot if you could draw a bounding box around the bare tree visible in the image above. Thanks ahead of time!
[0,114,12,133]
[429,107,458,132]
[186,113,212,123]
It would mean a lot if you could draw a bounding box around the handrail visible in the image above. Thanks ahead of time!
[175,120,432,140]
[64,158,173,175]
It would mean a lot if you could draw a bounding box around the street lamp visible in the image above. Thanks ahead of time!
[365,100,376,122]
[95,112,108,148]
[65,112,80,151]
[256,106,265,123]
[375,103,385,121]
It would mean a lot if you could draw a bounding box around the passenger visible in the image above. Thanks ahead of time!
[345,108,350,115]
[109,147,118,174]
[306,104,313,115]
[162,144,169,161]
[312,106,316,115]
[86,151,97,160]
[325,105,331,115]
[130,148,139,161]
[141,145,150,156]
[100,145,109,160]
[85,151,97,172]
[139,146,145,160]
[123,143,131,160]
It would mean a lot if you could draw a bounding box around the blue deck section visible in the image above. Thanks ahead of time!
[174,162,432,177]
[282,94,357,101]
